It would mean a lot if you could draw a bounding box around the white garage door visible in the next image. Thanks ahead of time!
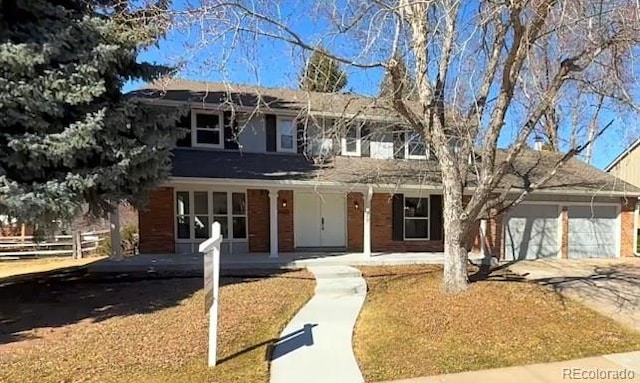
[504,204,559,260]
[568,205,618,259]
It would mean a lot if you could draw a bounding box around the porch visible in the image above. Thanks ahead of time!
[87,251,485,274]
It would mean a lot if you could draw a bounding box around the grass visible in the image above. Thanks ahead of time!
[0,256,105,279]
[0,269,315,383]
[354,265,640,382]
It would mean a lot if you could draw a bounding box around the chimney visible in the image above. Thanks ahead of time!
[534,136,544,151]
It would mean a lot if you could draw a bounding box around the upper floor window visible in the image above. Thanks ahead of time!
[341,125,361,156]
[277,117,296,152]
[192,110,223,148]
[405,132,427,159]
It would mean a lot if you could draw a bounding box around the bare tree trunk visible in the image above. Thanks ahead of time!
[441,181,469,293]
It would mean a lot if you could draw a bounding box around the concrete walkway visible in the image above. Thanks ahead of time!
[389,351,640,382]
[270,265,366,383]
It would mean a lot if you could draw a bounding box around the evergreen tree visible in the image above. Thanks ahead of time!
[300,47,347,93]
[379,55,418,100]
[0,0,181,225]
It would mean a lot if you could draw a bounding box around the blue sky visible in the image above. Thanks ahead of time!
[129,1,638,170]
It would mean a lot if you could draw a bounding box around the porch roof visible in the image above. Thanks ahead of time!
[170,149,640,195]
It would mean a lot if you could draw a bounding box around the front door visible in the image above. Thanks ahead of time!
[294,192,346,248]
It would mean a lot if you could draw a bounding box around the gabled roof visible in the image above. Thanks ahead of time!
[170,148,640,195]
[130,78,406,120]
[605,138,640,172]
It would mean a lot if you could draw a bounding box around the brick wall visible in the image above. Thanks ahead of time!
[347,192,364,251]
[620,198,636,257]
[371,193,443,252]
[139,187,175,254]
[247,189,270,252]
[278,190,294,252]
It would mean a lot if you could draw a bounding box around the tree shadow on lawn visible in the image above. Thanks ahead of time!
[0,267,307,346]
[469,260,640,312]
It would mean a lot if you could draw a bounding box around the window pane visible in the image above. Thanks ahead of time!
[196,113,220,130]
[194,215,209,239]
[346,125,358,139]
[214,216,228,238]
[281,134,293,149]
[405,219,428,239]
[197,129,220,145]
[194,192,208,215]
[213,192,227,214]
[233,217,247,239]
[176,192,189,215]
[409,141,426,156]
[232,193,246,215]
[279,119,293,135]
[405,197,429,217]
[177,215,190,239]
[346,138,357,152]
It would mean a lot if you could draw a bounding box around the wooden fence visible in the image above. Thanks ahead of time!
[0,230,110,260]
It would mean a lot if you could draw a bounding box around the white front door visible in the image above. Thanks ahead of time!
[294,192,346,248]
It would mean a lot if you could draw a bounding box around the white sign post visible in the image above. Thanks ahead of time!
[200,222,222,367]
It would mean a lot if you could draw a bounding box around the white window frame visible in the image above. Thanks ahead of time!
[276,117,297,153]
[191,109,224,148]
[174,189,248,243]
[341,125,361,156]
[405,132,428,160]
[403,195,430,240]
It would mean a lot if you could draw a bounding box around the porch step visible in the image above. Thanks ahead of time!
[311,266,362,280]
[308,266,367,296]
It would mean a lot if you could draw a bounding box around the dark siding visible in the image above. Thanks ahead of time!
[265,114,277,152]
[361,125,370,157]
[223,111,239,150]
[392,194,404,241]
[393,131,405,159]
[429,195,443,240]
[175,112,192,147]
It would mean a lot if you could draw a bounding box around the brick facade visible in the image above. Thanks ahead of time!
[371,193,444,252]
[278,190,294,252]
[620,197,636,257]
[247,189,270,252]
[347,192,364,251]
[139,187,175,253]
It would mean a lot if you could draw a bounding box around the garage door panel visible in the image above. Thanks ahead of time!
[504,204,559,260]
[568,205,617,259]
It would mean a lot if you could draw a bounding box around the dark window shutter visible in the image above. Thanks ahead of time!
[392,194,404,241]
[393,132,405,159]
[265,114,277,152]
[430,195,443,240]
[175,112,192,147]
[297,122,305,154]
[223,111,239,150]
[361,125,370,157]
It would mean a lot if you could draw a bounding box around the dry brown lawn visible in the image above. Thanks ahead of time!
[0,269,314,383]
[354,265,640,382]
[0,256,105,279]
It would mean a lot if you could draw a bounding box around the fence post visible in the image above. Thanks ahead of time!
[72,230,82,259]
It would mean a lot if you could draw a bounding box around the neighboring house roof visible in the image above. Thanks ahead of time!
[605,138,640,172]
[171,148,640,195]
[130,78,407,120]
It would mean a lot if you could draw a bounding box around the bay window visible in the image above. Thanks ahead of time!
[404,196,429,239]
[175,190,247,242]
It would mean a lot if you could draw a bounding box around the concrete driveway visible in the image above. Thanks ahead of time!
[508,258,640,331]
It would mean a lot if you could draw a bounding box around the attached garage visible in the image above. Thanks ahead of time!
[568,205,619,259]
[504,204,559,260]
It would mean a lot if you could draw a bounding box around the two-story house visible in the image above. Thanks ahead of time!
[131,79,639,260]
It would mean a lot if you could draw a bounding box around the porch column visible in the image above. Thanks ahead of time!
[363,187,373,257]
[269,190,279,258]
